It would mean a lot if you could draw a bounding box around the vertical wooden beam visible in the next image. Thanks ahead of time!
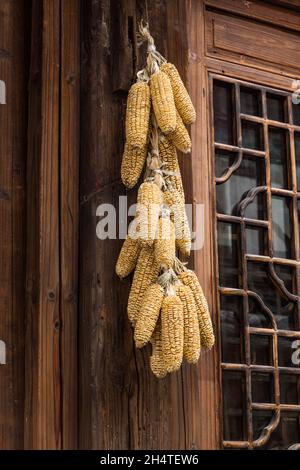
[60,0,80,450]
[185,0,220,448]
[25,0,61,449]
[0,0,27,449]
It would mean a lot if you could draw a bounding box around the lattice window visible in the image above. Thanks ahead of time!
[210,75,300,449]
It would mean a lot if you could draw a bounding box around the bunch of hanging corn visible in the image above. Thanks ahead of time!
[115,23,214,378]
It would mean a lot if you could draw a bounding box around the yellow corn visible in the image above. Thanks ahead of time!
[161,62,196,125]
[163,190,191,257]
[161,294,184,373]
[115,236,141,279]
[121,143,147,189]
[127,246,160,324]
[168,111,191,154]
[176,284,201,363]
[131,182,163,246]
[178,270,215,349]
[134,283,164,348]
[159,138,184,199]
[154,217,175,270]
[125,82,151,149]
[150,70,176,134]
[150,320,168,378]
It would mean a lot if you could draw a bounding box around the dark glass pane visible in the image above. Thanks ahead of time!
[252,410,274,441]
[223,371,246,441]
[260,412,300,450]
[272,196,292,259]
[213,81,234,145]
[216,156,265,218]
[251,372,274,403]
[280,374,299,404]
[250,334,273,366]
[269,128,289,189]
[218,222,240,288]
[220,295,244,363]
[240,87,262,116]
[242,121,263,150]
[274,264,296,296]
[267,93,287,123]
[278,336,300,368]
[246,226,267,255]
[295,133,300,190]
[215,149,237,179]
[293,102,300,126]
[248,262,297,330]
[248,296,272,328]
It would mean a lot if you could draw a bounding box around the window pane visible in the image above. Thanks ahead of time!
[267,93,287,122]
[247,262,297,331]
[240,87,262,116]
[242,121,264,150]
[293,103,300,126]
[215,149,237,178]
[252,410,274,441]
[220,295,244,363]
[278,336,300,368]
[295,132,300,190]
[250,334,273,366]
[213,81,234,145]
[216,156,265,217]
[272,196,292,259]
[251,372,274,403]
[246,226,267,255]
[218,222,240,288]
[280,374,299,404]
[259,412,300,450]
[269,127,289,189]
[248,296,272,329]
[223,371,246,441]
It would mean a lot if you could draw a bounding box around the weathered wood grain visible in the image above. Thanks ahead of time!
[60,0,80,449]
[25,0,61,449]
[0,0,27,449]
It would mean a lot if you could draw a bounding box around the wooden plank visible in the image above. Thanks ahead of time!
[185,0,220,449]
[205,10,300,77]
[0,0,27,449]
[25,0,61,449]
[79,0,201,450]
[60,0,80,450]
[205,0,300,31]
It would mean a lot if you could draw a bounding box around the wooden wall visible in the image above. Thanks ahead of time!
[0,0,28,449]
[0,0,218,449]
[79,0,218,450]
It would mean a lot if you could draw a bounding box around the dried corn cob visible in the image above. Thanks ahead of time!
[134,283,164,348]
[121,143,147,189]
[161,62,196,125]
[176,284,201,363]
[127,245,160,324]
[132,181,163,246]
[159,138,184,199]
[154,216,175,270]
[150,320,168,378]
[168,110,191,154]
[150,70,176,134]
[116,236,141,279]
[161,294,184,372]
[126,82,151,149]
[179,270,215,349]
[163,190,191,257]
